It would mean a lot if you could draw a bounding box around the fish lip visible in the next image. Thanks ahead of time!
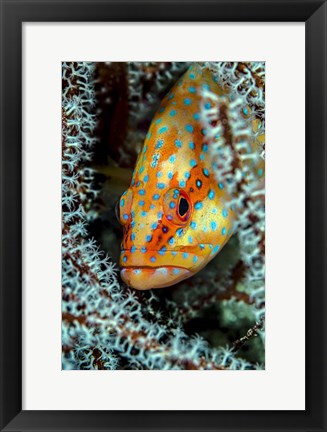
[121,264,189,270]
[120,266,192,290]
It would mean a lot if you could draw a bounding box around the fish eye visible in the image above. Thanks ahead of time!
[163,188,191,225]
[178,197,189,218]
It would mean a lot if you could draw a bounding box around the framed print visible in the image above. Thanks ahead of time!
[0,0,326,431]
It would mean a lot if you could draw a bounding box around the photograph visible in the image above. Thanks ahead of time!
[62,61,265,370]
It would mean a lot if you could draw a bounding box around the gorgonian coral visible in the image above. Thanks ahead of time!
[62,61,265,370]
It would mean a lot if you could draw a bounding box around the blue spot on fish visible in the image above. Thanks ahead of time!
[155,139,163,149]
[159,247,166,256]
[151,154,160,168]
[159,126,168,134]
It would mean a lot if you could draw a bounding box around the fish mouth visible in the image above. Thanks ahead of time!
[119,245,217,290]
[120,266,192,290]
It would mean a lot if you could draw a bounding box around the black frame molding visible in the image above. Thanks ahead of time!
[0,1,326,431]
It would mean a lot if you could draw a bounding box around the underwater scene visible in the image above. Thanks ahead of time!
[62,62,265,370]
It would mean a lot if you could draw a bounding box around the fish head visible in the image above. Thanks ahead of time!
[117,173,234,290]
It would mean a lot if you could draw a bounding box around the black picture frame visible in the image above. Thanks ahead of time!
[0,0,326,431]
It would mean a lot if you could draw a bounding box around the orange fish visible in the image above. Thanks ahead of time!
[117,64,239,289]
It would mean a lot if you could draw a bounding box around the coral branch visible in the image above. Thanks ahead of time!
[231,316,265,353]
